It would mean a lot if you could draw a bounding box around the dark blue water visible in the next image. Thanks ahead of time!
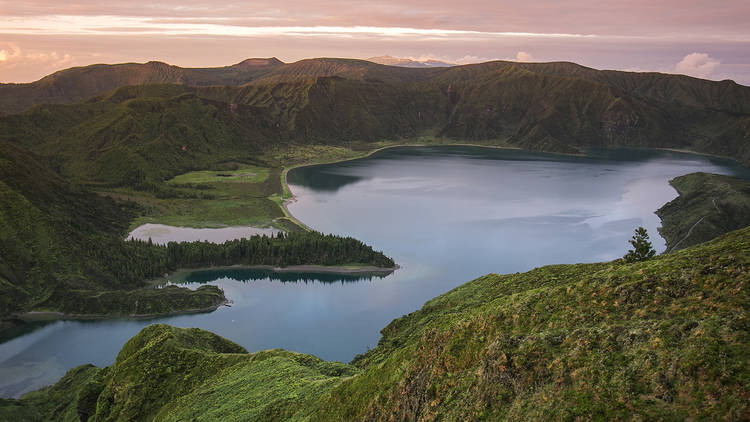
[1,146,748,398]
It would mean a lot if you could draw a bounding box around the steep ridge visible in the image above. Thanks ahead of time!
[422,62,750,158]
[0,58,284,115]
[3,226,748,420]
[0,140,224,316]
[657,173,750,251]
[245,58,443,85]
[1,85,281,186]
[2,59,748,175]
[0,324,358,421]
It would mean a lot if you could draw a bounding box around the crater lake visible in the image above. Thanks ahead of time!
[2,146,748,397]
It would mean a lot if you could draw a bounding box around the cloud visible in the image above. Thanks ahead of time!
[0,44,22,63]
[2,14,597,40]
[409,54,453,63]
[0,43,75,82]
[397,54,502,66]
[453,55,501,65]
[2,0,750,42]
[0,43,74,68]
[673,53,719,79]
[515,51,533,62]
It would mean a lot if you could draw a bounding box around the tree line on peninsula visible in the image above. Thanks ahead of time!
[95,231,395,284]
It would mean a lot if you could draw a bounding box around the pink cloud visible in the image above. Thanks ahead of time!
[0,43,76,82]
[515,51,533,62]
[673,53,720,79]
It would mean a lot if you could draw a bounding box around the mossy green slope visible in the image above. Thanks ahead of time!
[312,227,750,421]
[0,324,358,422]
[0,140,225,317]
[0,364,103,421]
[1,85,282,187]
[155,350,357,422]
[4,227,749,421]
[657,172,750,252]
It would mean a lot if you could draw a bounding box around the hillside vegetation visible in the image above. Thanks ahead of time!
[2,59,749,178]
[657,172,750,251]
[0,140,393,318]
[3,226,748,420]
[0,324,359,421]
[2,59,748,238]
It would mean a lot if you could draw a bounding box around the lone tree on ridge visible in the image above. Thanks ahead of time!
[623,226,656,263]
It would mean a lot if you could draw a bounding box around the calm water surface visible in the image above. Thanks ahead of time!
[127,223,279,244]
[2,146,748,397]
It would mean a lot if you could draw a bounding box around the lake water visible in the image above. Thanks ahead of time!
[127,223,279,245]
[2,146,748,398]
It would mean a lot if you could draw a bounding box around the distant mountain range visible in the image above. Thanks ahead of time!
[2,57,749,175]
[0,58,285,116]
[366,55,455,68]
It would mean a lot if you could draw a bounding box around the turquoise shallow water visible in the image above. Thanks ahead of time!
[1,146,748,398]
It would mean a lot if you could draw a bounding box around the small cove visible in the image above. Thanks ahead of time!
[2,145,749,398]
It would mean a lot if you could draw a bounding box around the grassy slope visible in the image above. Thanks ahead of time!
[313,227,750,421]
[657,172,750,251]
[0,325,358,422]
[113,165,287,230]
[4,227,748,420]
[0,140,226,317]
[2,86,279,186]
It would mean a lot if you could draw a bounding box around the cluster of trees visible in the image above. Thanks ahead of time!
[166,231,395,268]
[87,231,395,286]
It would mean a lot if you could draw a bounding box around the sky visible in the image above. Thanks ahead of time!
[1,1,749,85]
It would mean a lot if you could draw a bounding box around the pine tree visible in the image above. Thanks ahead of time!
[623,226,656,263]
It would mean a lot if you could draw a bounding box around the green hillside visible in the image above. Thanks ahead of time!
[657,172,750,251]
[0,325,358,421]
[3,226,748,420]
[320,226,749,420]
[0,58,284,116]
[2,58,749,172]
